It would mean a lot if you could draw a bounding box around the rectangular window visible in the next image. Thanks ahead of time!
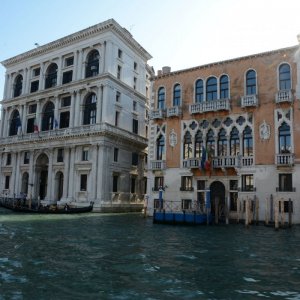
[131,176,136,194]
[27,118,35,133]
[241,174,254,192]
[33,68,40,77]
[30,80,39,93]
[154,176,164,191]
[114,148,119,162]
[59,111,70,128]
[65,56,74,67]
[197,180,205,190]
[154,199,160,209]
[24,152,30,164]
[61,96,71,107]
[133,77,137,90]
[113,174,119,192]
[181,176,193,191]
[278,173,293,192]
[6,153,11,166]
[116,91,121,102]
[132,152,139,166]
[117,65,122,79]
[5,176,10,190]
[28,104,37,114]
[62,71,73,84]
[279,200,293,213]
[134,62,137,71]
[133,101,137,111]
[115,111,120,127]
[132,119,138,134]
[57,148,64,162]
[118,49,122,59]
[80,174,87,191]
[181,199,192,210]
[82,148,89,161]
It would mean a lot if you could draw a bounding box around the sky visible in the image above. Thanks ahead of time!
[0,0,300,99]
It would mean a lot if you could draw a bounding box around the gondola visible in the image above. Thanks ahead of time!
[0,199,94,214]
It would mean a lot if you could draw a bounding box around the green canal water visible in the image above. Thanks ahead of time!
[0,208,299,300]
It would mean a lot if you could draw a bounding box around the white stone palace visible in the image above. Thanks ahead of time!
[0,19,153,211]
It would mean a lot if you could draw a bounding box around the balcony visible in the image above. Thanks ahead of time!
[150,160,166,170]
[189,99,230,114]
[241,95,258,107]
[275,90,293,103]
[212,155,254,169]
[166,106,182,118]
[275,153,294,166]
[182,158,200,168]
[150,109,165,120]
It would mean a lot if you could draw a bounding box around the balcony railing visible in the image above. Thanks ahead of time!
[166,106,182,118]
[275,153,294,166]
[150,109,165,120]
[275,90,293,103]
[150,160,166,170]
[182,158,200,168]
[241,156,254,167]
[212,155,254,168]
[189,99,230,114]
[241,95,258,107]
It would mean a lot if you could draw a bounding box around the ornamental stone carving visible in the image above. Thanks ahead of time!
[169,129,177,147]
[259,121,270,140]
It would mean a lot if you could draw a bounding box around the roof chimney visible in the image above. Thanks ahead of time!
[162,66,171,74]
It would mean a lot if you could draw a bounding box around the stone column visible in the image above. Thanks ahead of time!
[56,57,63,86]
[3,74,9,99]
[28,151,34,199]
[96,85,103,123]
[54,96,59,128]
[62,147,69,200]
[74,90,81,127]
[22,104,27,133]
[25,67,31,95]
[100,42,106,74]
[90,144,98,201]
[77,49,84,80]
[104,40,113,73]
[39,63,45,91]
[36,100,41,131]
[3,107,9,137]
[0,108,6,137]
[14,152,21,196]
[69,91,76,128]
[10,152,17,197]
[68,146,76,201]
[101,85,109,123]
[46,150,53,201]
[73,50,78,80]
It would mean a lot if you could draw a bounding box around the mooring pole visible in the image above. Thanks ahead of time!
[288,198,292,228]
[274,199,279,231]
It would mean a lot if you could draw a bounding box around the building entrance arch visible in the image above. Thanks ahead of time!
[210,181,226,223]
[35,153,49,200]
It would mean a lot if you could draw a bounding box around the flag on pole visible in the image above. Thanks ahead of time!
[54,118,59,129]
[16,116,22,135]
[200,146,206,170]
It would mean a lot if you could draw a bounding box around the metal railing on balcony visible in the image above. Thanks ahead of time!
[275,153,294,166]
[212,156,237,168]
[166,106,182,117]
[275,90,293,103]
[241,95,258,107]
[189,99,230,114]
[182,158,200,168]
[150,109,165,120]
[150,160,166,170]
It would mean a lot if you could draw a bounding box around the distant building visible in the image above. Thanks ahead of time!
[0,19,153,212]
[147,41,300,223]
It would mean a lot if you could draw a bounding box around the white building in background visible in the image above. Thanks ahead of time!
[0,19,153,211]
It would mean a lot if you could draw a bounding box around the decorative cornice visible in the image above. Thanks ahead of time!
[1,19,152,68]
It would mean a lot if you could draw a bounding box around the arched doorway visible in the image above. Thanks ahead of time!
[210,181,226,223]
[36,153,49,200]
[21,172,29,195]
[54,171,64,201]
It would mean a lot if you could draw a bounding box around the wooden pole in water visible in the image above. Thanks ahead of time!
[225,196,229,225]
[274,199,279,231]
[280,199,285,228]
[245,198,249,228]
[288,198,292,228]
[265,197,269,225]
[237,198,240,224]
[270,194,274,223]
[255,196,259,225]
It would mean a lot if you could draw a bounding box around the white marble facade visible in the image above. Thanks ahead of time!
[0,19,153,211]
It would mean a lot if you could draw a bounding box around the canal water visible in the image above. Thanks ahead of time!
[0,208,299,300]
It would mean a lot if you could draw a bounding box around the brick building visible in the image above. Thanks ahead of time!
[147,42,300,223]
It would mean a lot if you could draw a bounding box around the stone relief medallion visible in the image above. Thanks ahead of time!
[259,121,270,140]
[169,129,177,147]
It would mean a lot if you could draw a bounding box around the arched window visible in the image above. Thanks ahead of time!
[194,130,203,158]
[173,84,181,106]
[183,132,192,159]
[83,93,97,125]
[230,127,240,156]
[278,122,291,153]
[279,64,291,90]
[157,87,165,109]
[42,102,54,131]
[246,70,256,95]
[195,79,204,103]
[156,135,165,160]
[14,75,23,97]
[45,63,58,89]
[220,75,229,99]
[218,128,227,156]
[206,129,215,154]
[243,126,253,156]
[9,110,21,136]
[85,50,99,78]
[206,77,217,101]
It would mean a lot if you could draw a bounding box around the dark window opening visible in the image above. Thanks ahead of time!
[157,87,165,109]
[132,119,138,134]
[41,102,54,131]
[6,153,11,165]
[154,176,164,191]
[114,148,119,162]
[59,111,70,129]
[180,176,193,191]
[65,56,74,67]
[83,94,97,125]
[9,110,21,136]
[131,177,136,194]
[278,173,293,192]
[246,70,256,95]
[132,152,139,166]
[14,75,23,97]
[57,148,64,163]
[80,174,87,191]
[62,71,73,84]
[5,176,10,190]
[195,79,203,103]
[27,118,35,133]
[61,96,71,107]
[30,80,39,93]
[85,50,99,78]
[24,152,30,164]
[113,175,119,192]
[45,64,58,89]
[28,104,37,114]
